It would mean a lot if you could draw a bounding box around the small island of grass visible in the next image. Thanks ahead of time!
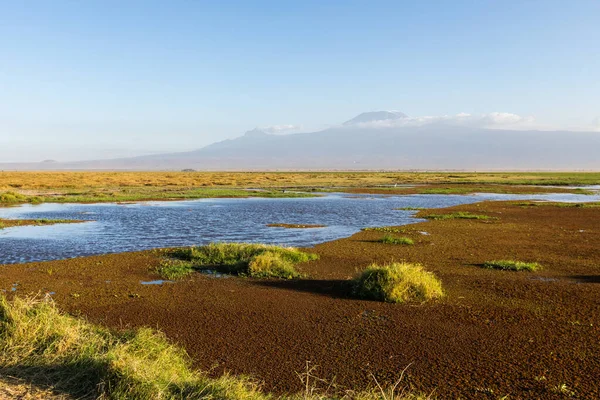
[0,218,84,230]
[157,243,319,280]
[266,223,326,229]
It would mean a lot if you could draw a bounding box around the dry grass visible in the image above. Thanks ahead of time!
[1,171,597,205]
[1,171,599,191]
[0,295,431,400]
[0,376,73,399]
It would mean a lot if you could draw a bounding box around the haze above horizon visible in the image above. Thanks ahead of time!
[1,1,599,162]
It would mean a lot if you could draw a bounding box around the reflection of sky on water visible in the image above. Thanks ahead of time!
[1,192,599,264]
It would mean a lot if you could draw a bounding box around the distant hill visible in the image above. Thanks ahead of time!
[2,112,600,170]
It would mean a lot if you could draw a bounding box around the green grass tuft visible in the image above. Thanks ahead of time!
[353,262,444,304]
[155,259,195,280]
[247,252,301,279]
[380,235,414,245]
[0,296,268,400]
[483,260,541,271]
[0,296,430,400]
[362,226,405,233]
[421,212,494,221]
[159,242,318,279]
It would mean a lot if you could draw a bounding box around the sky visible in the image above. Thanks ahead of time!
[1,0,599,162]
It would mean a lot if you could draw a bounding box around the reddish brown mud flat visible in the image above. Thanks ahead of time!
[1,201,599,399]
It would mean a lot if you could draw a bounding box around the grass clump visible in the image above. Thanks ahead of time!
[159,242,318,279]
[0,296,267,400]
[248,252,299,279]
[483,260,541,271]
[155,259,195,280]
[353,262,443,304]
[362,226,405,233]
[0,191,28,204]
[380,235,414,245]
[421,212,494,221]
[0,296,431,400]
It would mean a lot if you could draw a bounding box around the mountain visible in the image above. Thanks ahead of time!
[343,110,408,125]
[2,112,600,170]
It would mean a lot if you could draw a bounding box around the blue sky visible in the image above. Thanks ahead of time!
[1,0,599,162]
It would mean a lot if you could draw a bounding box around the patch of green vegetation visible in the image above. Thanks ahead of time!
[159,243,318,279]
[363,226,405,233]
[0,188,317,205]
[394,207,425,211]
[0,218,81,229]
[0,191,42,205]
[0,296,272,399]
[380,235,414,245]
[353,262,444,304]
[0,296,429,400]
[155,259,195,280]
[421,212,494,221]
[513,201,600,208]
[483,260,541,271]
[247,252,301,279]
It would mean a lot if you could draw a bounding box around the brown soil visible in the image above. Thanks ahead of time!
[1,201,599,399]
[266,223,327,229]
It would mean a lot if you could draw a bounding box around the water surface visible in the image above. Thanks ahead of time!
[1,192,598,265]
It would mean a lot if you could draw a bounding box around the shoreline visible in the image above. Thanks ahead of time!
[1,199,599,398]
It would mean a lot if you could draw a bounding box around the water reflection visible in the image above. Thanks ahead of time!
[0,192,598,265]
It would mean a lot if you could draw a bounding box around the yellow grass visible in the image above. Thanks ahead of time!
[1,171,600,191]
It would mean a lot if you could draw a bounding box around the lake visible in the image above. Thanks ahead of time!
[1,192,598,264]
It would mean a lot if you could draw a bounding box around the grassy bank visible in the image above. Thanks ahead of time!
[0,296,429,400]
[2,171,600,190]
[1,171,599,205]
[0,218,82,229]
[0,188,316,205]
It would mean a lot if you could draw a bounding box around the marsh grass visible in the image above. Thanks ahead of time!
[421,212,494,221]
[1,188,316,205]
[394,207,425,211]
[2,172,599,206]
[363,227,405,234]
[0,296,267,400]
[353,262,443,304]
[483,260,541,272]
[0,218,81,229]
[159,243,318,279]
[0,191,42,205]
[380,235,414,245]
[155,259,195,280]
[0,296,430,400]
[513,201,600,208]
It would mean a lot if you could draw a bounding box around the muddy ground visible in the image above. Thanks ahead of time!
[1,201,599,399]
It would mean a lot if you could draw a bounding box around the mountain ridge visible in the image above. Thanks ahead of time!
[2,112,600,170]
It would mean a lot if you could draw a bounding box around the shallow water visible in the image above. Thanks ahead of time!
[0,192,598,265]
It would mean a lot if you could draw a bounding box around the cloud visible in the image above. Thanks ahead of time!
[259,124,302,134]
[347,112,536,130]
[593,117,600,131]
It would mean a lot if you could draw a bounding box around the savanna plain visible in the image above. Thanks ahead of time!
[1,171,599,399]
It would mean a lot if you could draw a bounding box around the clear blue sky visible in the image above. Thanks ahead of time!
[1,0,599,162]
